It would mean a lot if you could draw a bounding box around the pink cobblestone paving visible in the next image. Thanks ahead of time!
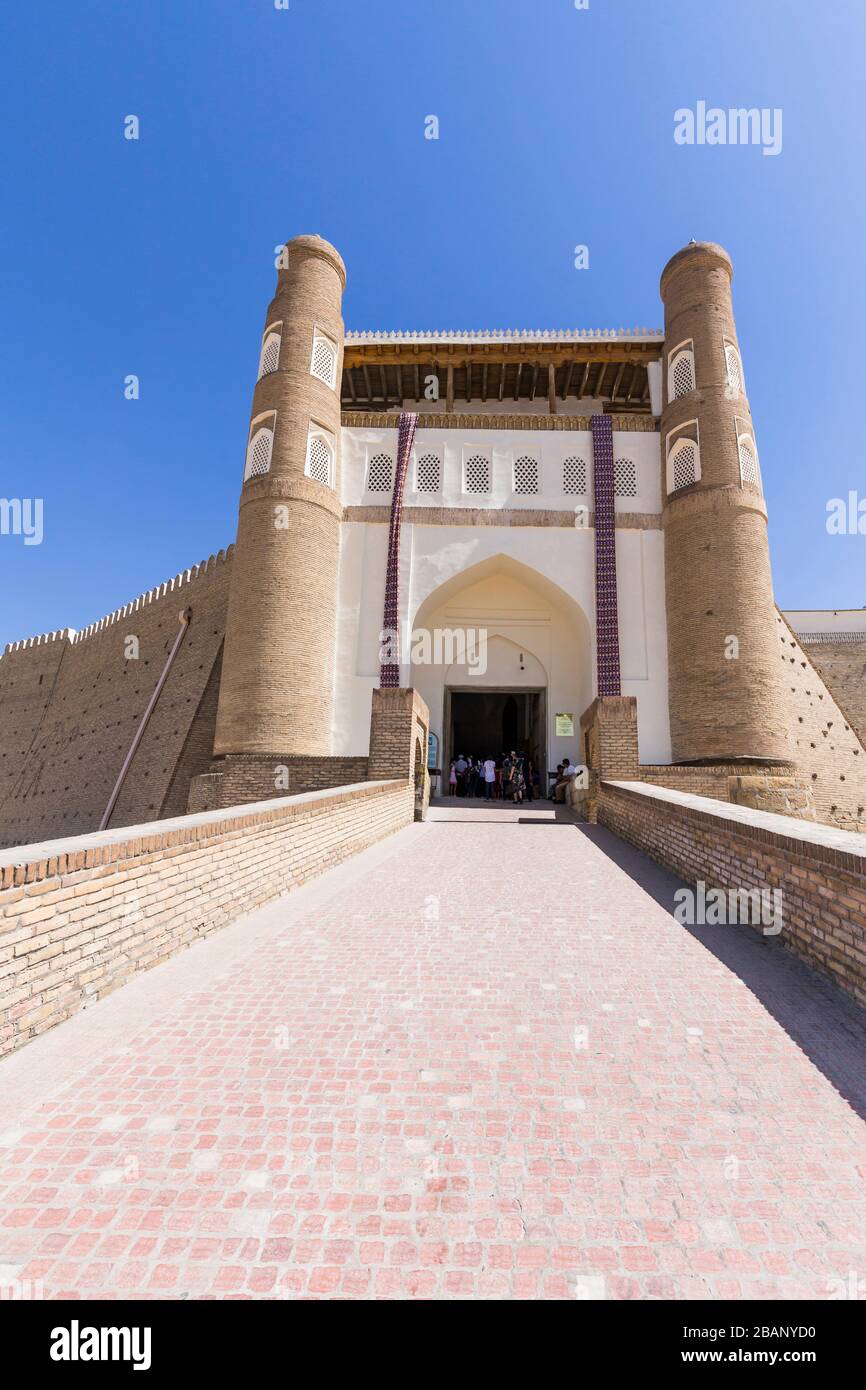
[1,802,866,1300]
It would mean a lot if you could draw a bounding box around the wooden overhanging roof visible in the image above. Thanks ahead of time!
[341,330,664,414]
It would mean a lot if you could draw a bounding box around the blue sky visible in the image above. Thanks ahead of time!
[1,0,864,648]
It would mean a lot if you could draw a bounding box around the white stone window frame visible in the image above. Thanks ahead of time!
[724,340,745,400]
[310,328,338,391]
[412,446,443,496]
[244,413,276,482]
[257,321,282,381]
[665,419,702,495]
[511,447,541,497]
[667,338,696,403]
[735,420,762,492]
[462,446,492,496]
[305,422,336,489]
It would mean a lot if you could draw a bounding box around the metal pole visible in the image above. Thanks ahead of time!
[98,607,192,832]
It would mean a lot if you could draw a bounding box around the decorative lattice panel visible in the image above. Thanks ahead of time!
[738,437,761,488]
[613,458,638,498]
[244,428,273,481]
[464,453,491,494]
[513,455,539,495]
[258,333,281,380]
[671,349,695,399]
[725,344,743,397]
[562,456,588,496]
[368,453,394,492]
[671,441,698,491]
[306,433,332,486]
[415,452,441,493]
[310,334,337,388]
[591,415,622,697]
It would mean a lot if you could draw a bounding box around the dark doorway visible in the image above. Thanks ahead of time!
[447,688,545,777]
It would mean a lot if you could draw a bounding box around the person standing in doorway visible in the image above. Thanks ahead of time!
[448,761,457,796]
[483,754,496,800]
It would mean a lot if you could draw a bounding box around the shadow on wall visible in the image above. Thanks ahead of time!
[573,821,866,1123]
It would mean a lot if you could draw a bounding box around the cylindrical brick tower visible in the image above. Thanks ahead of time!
[660,241,790,764]
[213,234,346,757]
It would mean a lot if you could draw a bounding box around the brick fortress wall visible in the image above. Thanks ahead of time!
[0,549,233,849]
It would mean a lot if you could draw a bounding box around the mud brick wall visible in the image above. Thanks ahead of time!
[188,754,370,813]
[0,778,413,1057]
[0,549,232,849]
[638,762,795,800]
[804,638,866,747]
[600,779,866,1006]
[776,613,866,831]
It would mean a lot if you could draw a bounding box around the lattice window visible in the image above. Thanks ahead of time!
[257,331,281,381]
[669,438,699,492]
[305,429,334,487]
[562,456,588,495]
[668,345,696,401]
[464,453,491,494]
[738,435,761,489]
[310,332,337,389]
[613,458,638,498]
[244,427,274,481]
[725,343,744,398]
[415,452,441,493]
[367,452,394,493]
[513,455,539,495]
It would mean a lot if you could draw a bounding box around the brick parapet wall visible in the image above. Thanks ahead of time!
[0,778,413,1056]
[600,779,866,1006]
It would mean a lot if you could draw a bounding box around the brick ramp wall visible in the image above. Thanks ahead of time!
[0,551,231,849]
[600,779,866,1007]
[0,778,413,1057]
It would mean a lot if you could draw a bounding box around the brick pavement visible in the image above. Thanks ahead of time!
[1,802,865,1301]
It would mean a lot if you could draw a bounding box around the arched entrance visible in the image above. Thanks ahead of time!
[410,555,593,792]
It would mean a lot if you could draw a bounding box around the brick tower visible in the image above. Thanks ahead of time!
[213,234,346,762]
[660,241,790,764]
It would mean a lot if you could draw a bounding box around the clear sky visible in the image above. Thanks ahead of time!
[1,0,864,649]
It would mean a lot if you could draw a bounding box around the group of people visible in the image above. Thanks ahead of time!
[448,752,539,804]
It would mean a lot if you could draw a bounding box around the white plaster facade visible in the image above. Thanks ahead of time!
[332,424,672,773]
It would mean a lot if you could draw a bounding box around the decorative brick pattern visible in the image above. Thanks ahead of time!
[600,779,866,1006]
[0,779,413,1057]
[590,417,622,696]
[379,413,418,688]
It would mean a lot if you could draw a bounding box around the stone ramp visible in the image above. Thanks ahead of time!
[0,808,864,1300]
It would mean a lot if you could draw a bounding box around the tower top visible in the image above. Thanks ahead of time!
[281,234,347,289]
[660,241,733,296]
